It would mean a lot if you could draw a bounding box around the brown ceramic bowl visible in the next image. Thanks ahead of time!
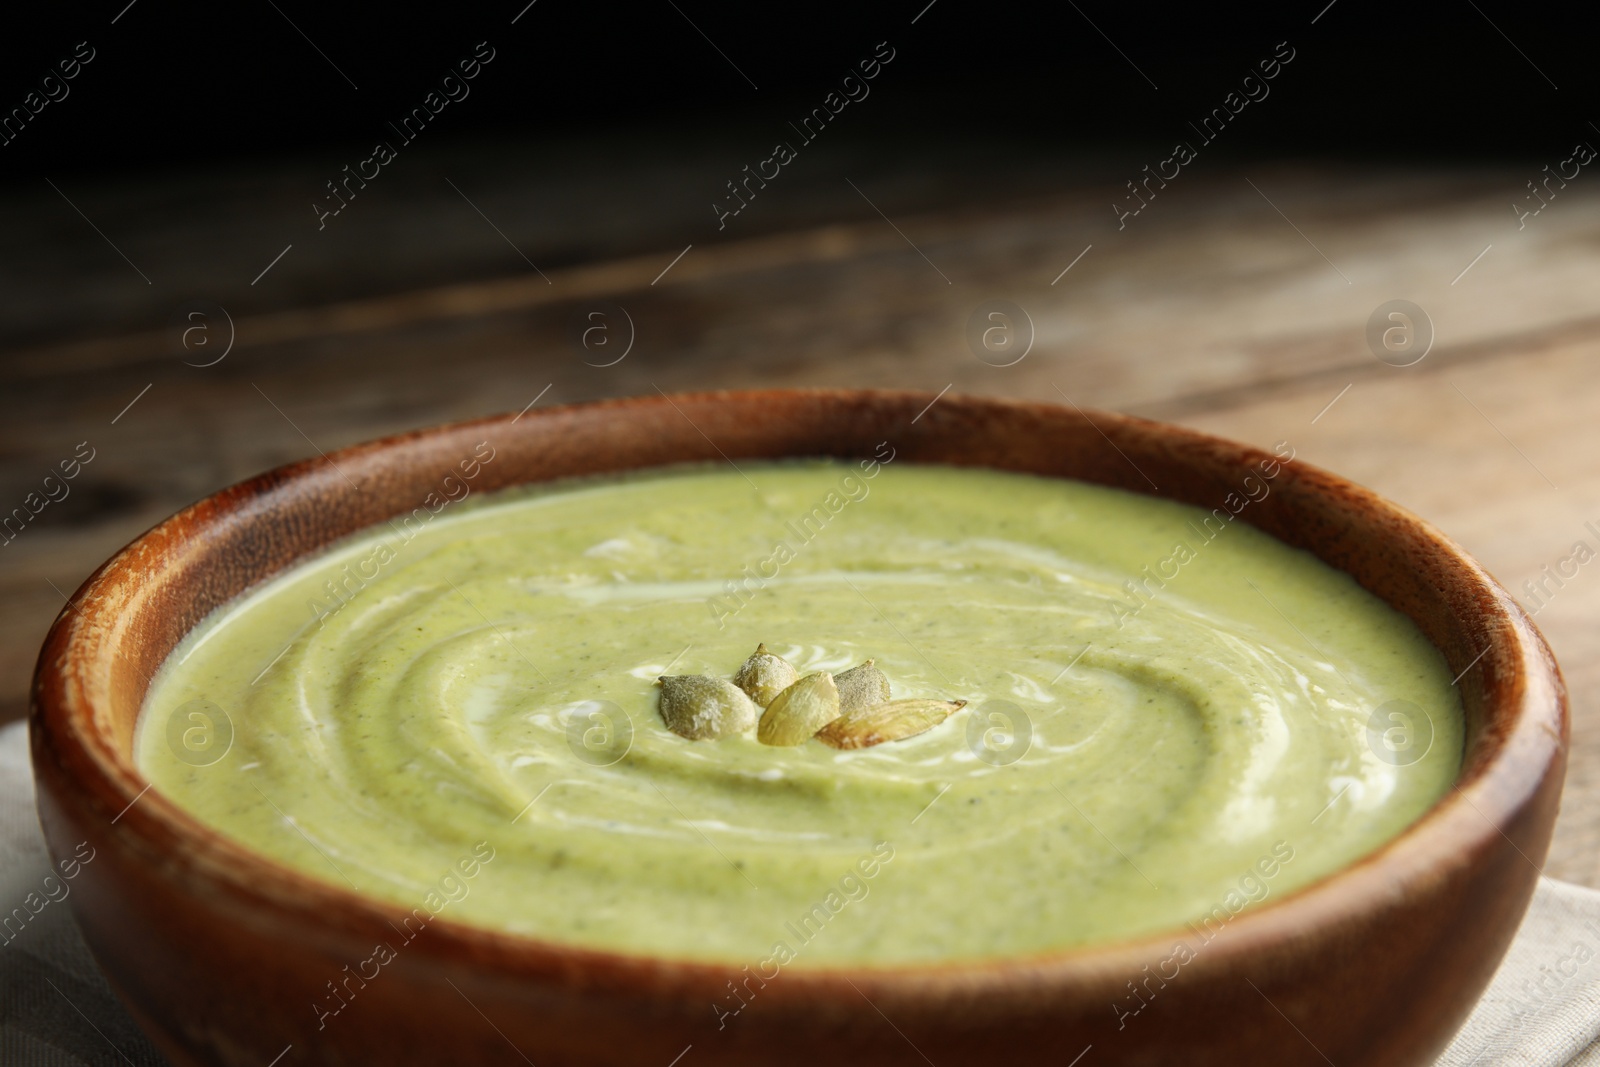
[31,389,1566,1066]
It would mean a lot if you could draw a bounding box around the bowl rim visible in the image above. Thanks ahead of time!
[30,386,1568,1000]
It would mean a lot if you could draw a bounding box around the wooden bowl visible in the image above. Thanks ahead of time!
[30,389,1566,1066]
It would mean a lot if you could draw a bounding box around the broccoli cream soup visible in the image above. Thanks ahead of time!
[136,459,1461,965]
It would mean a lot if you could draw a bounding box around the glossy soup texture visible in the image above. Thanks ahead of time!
[136,458,1461,965]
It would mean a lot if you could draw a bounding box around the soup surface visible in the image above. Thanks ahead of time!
[137,458,1461,965]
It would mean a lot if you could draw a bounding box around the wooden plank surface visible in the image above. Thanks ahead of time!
[4,157,1595,884]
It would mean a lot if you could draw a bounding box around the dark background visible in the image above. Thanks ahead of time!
[1,0,1573,178]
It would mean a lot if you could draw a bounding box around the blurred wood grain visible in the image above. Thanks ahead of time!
[4,152,1596,885]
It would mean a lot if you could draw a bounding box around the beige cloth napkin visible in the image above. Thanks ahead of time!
[1,721,164,1065]
[1434,877,1600,1066]
[2,718,1598,1066]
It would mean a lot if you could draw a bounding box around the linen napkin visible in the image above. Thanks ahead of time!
[2,719,1597,1066]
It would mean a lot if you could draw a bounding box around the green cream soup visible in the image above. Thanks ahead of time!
[137,459,1461,965]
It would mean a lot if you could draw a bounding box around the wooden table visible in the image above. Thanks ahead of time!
[5,150,1596,885]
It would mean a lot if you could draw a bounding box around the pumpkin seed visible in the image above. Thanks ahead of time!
[657,675,758,740]
[732,643,800,708]
[835,658,892,714]
[757,672,841,746]
[816,698,966,750]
